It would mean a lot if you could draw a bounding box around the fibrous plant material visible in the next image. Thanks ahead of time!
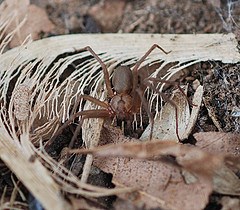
[70,127,240,210]
[0,33,239,209]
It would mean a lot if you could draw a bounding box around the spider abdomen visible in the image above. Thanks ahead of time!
[112,66,133,94]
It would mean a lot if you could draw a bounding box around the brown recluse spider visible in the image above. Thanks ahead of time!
[49,44,175,149]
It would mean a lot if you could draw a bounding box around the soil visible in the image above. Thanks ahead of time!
[1,0,240,209]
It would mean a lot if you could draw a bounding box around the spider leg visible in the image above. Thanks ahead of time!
[144,79,180,141]
[129,44,171,139]
[76,46,114,98]
[147,78,196,107]
[81,95,109,109]
[46,109,109,150]
[131,44,171,96]
[68,109,109,148]
[47,94,111,149]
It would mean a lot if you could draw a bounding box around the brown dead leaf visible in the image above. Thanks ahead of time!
[71,126,223,178]
[88,0,126,32]
[87,139,224,178]
[195,132,240,156]
[1,0,55,47]
[195,132,240,195]
[113,197,146,210]
[194,132,240,169]
[141,85,203,141]
[25,5,55,38]
[94,151,212,210]
[70,125,240,209]
[70,125,223,210]
[213,165,240,195]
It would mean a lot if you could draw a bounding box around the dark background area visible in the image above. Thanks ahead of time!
[32,0,240,35]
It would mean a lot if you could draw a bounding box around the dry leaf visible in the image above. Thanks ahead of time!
[0,0,55,47]
[140,85,203,141]
[70,125,240,209]
[69,125,223,210]
[83,137,224,178]
[195,132,240,156]
[23,5,55,39]
[68,196,105,210]
[195,132,240,195]
[89,0,126,32]
[113,197,145,210]
[94,151,212,210]
[213,165,240,195]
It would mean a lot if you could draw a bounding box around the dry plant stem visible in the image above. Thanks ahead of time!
[135,87,154,140]
[34,145,134,197]
[81,154,93,183]
[0,130,71,210]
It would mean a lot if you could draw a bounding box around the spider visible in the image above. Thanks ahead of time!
[49,44,174,148]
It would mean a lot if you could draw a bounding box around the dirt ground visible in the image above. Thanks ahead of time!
[0,0,240,210]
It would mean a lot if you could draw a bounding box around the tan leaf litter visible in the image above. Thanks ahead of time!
[69,125,240,210]
[195,132,240,195]
[141,85,203,141]
[70,125,225,210]
[194,132,240,156]
[0,0,55,47]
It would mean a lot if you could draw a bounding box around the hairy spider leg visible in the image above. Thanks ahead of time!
[48,95,111,149]
[76,46,114,98]
[147,78,196,107]
[131,44,171,100]
[68,109,109,148]
[128,44,171,140]
[144,77,195,141]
